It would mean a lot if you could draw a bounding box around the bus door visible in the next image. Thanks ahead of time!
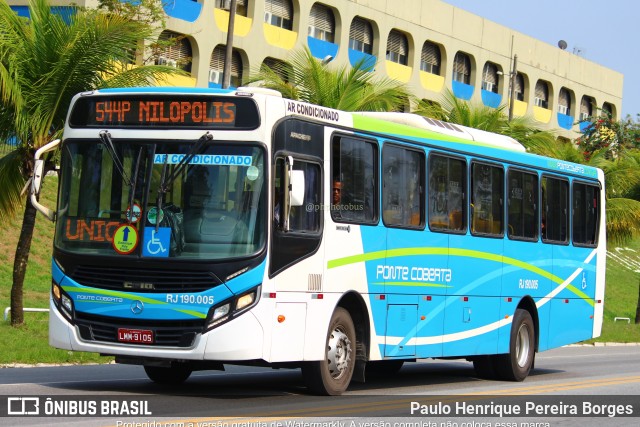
[269,118,324,361]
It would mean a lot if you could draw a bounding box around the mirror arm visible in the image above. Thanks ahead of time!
[30,139,61,221]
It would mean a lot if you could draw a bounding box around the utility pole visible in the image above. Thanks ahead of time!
[508,54,518,122]
[222,0,237,89]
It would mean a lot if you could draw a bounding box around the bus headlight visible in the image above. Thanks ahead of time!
[52,282,74,322]
[204,287,260,332]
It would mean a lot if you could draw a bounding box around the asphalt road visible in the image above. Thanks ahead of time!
[1,345,639,426]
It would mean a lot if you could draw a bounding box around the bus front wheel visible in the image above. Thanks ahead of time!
[495,308,535,381]
[302,307,355,395]
[144,364,192,385]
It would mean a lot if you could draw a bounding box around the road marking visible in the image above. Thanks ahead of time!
[117,375,640,425]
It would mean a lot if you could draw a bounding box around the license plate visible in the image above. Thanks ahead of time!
[117,328,153,344]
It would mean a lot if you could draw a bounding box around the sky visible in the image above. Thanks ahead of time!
[442,0,639,118]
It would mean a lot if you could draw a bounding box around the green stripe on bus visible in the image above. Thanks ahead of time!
[328,247,595,306]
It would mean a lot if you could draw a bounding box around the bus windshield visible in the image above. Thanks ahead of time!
[55,140,266,260]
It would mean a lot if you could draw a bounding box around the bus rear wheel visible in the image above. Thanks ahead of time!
[495,308,535,381]
[302,307,355,395]
[144,364,192,385]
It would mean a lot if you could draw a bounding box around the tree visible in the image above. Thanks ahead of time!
[576,113,640,160]
[0,0,184,325]
[247,47,412,111]
[413,89,559,149]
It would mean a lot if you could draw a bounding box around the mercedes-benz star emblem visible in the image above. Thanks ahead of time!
[130,300,144,315]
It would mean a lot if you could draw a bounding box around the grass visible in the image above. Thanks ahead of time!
[1,175,639,365]
[0,175,107,365]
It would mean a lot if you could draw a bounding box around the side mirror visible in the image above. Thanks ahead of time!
[283,156,306,232]
[30,139,61,221]
[289,170,305,207]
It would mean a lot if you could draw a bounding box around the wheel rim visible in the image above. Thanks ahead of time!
[327,326,352,380]
[515,323,531,368]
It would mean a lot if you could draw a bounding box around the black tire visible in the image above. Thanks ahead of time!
[144,365,192,385]
[473,355,498,380]
[494,308,535,381]
[302,307,356,395]
[366,360,404,376]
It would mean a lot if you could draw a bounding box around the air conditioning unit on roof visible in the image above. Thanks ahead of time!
[209,69,222,84]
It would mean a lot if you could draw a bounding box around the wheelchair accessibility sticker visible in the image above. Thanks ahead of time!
[143,227,171,257]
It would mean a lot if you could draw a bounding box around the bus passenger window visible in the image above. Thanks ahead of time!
[382,144,424,228]
[573,182,600,246]
[331,136,378,223]
[541,176,568,244]
[429,154,466,232]
[508,169,538,240]
[471,162,503,236]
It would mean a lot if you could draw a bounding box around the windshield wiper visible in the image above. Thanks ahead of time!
[155,131,212,230]
[99,130,131,187]
[126,147,143,223]
[157,131,212,195]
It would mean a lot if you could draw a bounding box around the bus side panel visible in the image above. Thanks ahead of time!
[499,239,551,354]
[442,234,502,357]
[546,245,597,349]
[547,298,594,348]
[359,224,394,361]
[382,228,445,358]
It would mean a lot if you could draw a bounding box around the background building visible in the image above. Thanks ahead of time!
[8,0,624,138]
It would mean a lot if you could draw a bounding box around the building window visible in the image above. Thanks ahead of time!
[382,145,424,228]
[602,102,614,119]
[508,169,538,240]
[471,162,503,236]
[534,80,550,109]
[215,0,248,17]
[429,154,466,232]
[452,52,471,85]
[386,30,408,66]
[558,88,571,115]
[262,57,291,82]
[580,96,594,121]
[265,0,293,30]
[349,17,373,54]
[308,3,334,42]
[514,73,525,101]
[332,136,378,224]
[420,41,441,75]
[209,45,243,87]
[481,62,499,93]
[541,176,569,244]
[156,30,192,73]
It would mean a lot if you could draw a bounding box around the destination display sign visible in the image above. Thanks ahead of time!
[69,94,260,129]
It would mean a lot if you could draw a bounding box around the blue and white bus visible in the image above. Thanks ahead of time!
[31,87,605,395]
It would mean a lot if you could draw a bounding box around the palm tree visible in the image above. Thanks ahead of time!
[0,0,183,325]
[247,47,412,111]
[414,89,560,149]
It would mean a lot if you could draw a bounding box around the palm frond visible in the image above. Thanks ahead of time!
[246,47,412,112]
[605,197,640,245]
[0,148,27,221]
